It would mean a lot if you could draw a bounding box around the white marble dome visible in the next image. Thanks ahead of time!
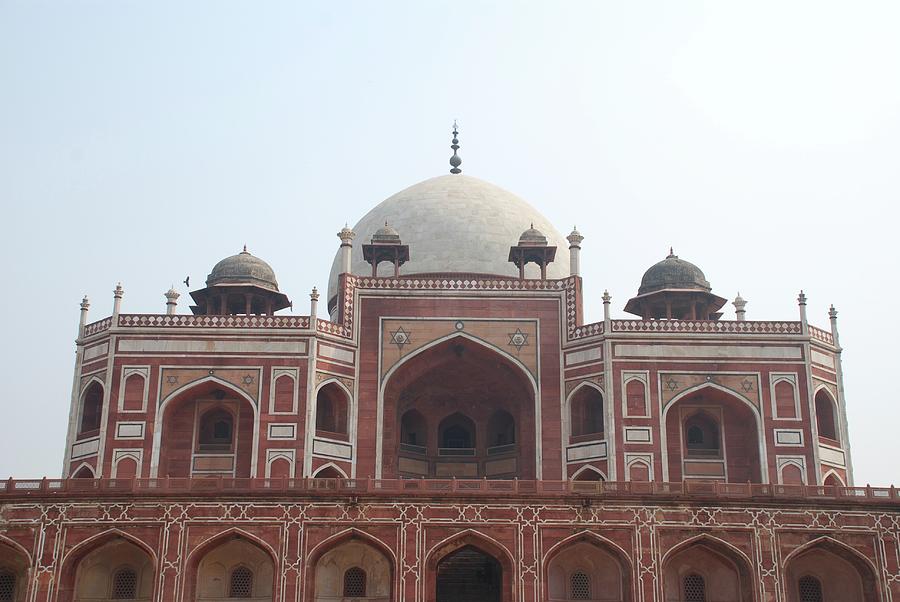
[327,174,570,304]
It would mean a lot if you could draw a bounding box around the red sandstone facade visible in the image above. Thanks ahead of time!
[0,171,890,602]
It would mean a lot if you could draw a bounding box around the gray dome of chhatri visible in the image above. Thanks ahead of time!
[638,250,711,295]
[327,174,570,302]
[207,247,280,291]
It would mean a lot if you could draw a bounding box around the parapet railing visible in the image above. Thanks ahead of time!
[610,319,803,335]
[1,478,895,504]
[117,314,311,329]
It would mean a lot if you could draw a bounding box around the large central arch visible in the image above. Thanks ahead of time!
[380,334,538,480]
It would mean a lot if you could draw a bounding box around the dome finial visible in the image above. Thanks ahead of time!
[668,246,675,258]
[242,244,248,253]
[449,120,462,174]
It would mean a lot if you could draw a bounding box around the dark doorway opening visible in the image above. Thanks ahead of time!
[436,545,502,602]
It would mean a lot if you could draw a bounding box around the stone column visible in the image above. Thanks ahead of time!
[602,290,612,329]
[567,228,584,277]
[829,304,840,347]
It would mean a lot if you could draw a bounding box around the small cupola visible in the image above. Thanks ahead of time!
[189,246,291,315]
[508,224,557,279]
[624,249,727,320]
[362,222,410,277]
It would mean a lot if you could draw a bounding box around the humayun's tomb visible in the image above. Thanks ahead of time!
[1,128,897,602]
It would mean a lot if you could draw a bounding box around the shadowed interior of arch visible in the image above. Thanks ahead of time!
[385,336,535,479]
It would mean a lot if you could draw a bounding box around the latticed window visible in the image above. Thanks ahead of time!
[228,566,253,598]
[0,571,15,602]
[798,575,824,602]
[111,567,137,599]
[570,571,591,600]
[683,573,706,602]
[343,566,367,598]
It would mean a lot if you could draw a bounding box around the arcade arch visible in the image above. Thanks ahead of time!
[186,532,275,602]
[58,532,155,602]
[311,535,392,602]
[661,536,753,602]
[426,531,513,602]
[0,539,29,602]
[783,538,878,602]
[384,335,536,479]
[545,534,631,602]
[814,389,840,443]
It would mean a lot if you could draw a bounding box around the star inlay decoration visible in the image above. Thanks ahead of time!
[242,375,255,385]
[665,377,679,392]
[166,375,179,385]
[741,378,755,393]
[389,326,411,352]
[508,328,529,352]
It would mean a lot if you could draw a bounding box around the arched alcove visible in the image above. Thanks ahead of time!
[0,540,30,602]
[814,390,839,443]
[78,381,104,438]
[312,539,392,602]
[384,335,536,479]
[187,533,275,602]
[57,532,156,602]
[664,386,762,483]
[157,380,255,478]
[784,538,878,602]
[316,382,350,439]
[662,537,753,602]
[545,535,631,602]
[569,385,604,440]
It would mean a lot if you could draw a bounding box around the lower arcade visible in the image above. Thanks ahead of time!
[0,480,897,602]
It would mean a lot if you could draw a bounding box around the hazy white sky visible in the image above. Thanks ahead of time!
[1,1,898,484]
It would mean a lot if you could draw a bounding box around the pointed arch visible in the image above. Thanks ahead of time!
[304,528,395,602]
[79,375,106,396]
[781,535,879,577]
[565,381,606,442]
[311,462,348,479]
[543,531,634,602]
[813,386,841,442]
[425,529,515,602]
[0,536,32,569]
[382,331,537,393]
[782,536,879,602]
[57,529,158,602]
[662,382,768,483]
[661,533,755,602]
[379,331,541,479]
[822,469,846,487]
[571,465,607,481]
[183,528,279,602]
[70,462,96,479]
[150,375,260,478]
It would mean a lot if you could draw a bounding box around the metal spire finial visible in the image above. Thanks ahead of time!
[449,121,462,174]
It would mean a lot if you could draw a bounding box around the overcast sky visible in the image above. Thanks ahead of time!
[1,1,898,484]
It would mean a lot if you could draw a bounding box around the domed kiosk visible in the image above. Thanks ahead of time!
[189,247,291,315]
[327,174,570,313]
[624,249,727,320]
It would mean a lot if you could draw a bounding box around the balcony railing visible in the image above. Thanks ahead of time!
[2,477,898,505]
[437,447,476,457]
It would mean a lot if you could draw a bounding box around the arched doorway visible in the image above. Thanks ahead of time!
[384,336,536,479]
[0,540,29,602]
[545,535,631,602]
[664,386,762,483]
[436,546,502,602]
[157,380,256,478]
[784,538,878,602]
[662,537,753,602]
[187,533,275,601]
